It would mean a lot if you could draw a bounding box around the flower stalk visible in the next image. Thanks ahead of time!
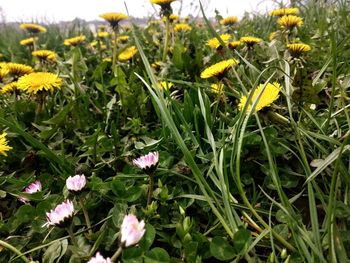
[110,245,123,262]
[79,196,93,236]
[162,18,170,62]
[133,152,159,204]
[67,224,78,247]
[0,239,30,263]
[112,28,118,72]
[147,172,155,205]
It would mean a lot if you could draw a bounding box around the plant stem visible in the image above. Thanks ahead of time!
[234,113,296,252]
[324,28,337,130]
[34,91,46,123]
[0,240,30,263]
[32,33,37,51]
[79,197,92,236]
[67,224,78,247]
[110,246,123,262]
[162,18,170,62]
[97,40,103,61]
[112,28,118,72]
[147,172,154,205]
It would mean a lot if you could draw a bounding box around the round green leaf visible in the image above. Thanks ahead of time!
[144,247,170,263]
[122,247,143,263]
[233,229,252,255]
[139,224,156,251]
[210,236,236,261]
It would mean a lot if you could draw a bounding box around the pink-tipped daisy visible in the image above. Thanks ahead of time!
[19,180,42,203]
[44,200,74,227]
[66,174,86,192]
[133,152,159,172]
[121,214,146,247]
[87,252,112,263]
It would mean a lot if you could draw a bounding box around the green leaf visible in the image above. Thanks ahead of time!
[0,117,73,174]
[184,241,198,262]
[334,201,350,219]
[112,203,128,228]
[110,179,126,197]
[134,136,162,150]
[0,190,6,198]
[233,228,252,255]
[89,175,109,195]
[305,145,350,184]
[43,102,73,125]
[42,239,68,263]
[273,224,289,240]
[12,205,36,229]
[110,179,143,202]
[105,94,117,131]
[276,209,289,223]
[139,224,156,251]
[122,247,143,263]
[144,247,170,263]
[210,236,236,261]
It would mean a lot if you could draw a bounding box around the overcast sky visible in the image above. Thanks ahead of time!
[0,0,285,23]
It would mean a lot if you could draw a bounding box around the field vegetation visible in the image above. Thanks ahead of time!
[0,0,350,262]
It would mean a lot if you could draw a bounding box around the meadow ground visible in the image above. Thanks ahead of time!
[0,0,350,262]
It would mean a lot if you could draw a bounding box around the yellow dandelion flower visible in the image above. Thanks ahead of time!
[269,31,279,41]
[20,23,47,34]
[1,81,18,94]
[174,23,192,32]
[238,82,281,112]
[90,41,98,47]
[228,41,241,50]
[20,37,37,46]
[90,41,107,50]
[158,81,173,90]
[240,36,262,46]
[0,132,12,156]
[149,20,161,25]
[287,43,311,56]
[0,63,10,80]
[277,15,303,29]
[220,16,239,26]
[97,31,109,38]
[118,46,138,61]
[151,61,163,71]
[103,57,112,62]
[210,83,224,93]
[64,35,86,46]
[207,34,231,49]
[98,25,108,31]
[17,72,62,94]
[99,13,128,28]
[269,7,299,17]
[200,59,239,79]
[6,63,34,77]
[117,35,130,44]
[164,14,179,23]
[32,49,57,62]
[150,0,176,5]
[150,0,176,17]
